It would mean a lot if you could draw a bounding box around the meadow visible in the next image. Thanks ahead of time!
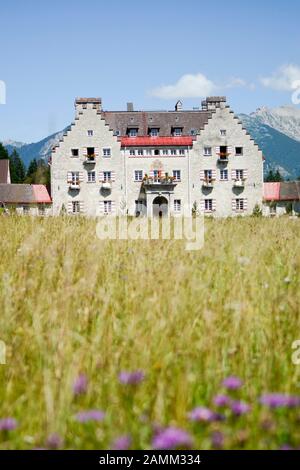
[0,215,300,450]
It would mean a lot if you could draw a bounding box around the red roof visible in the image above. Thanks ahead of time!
[120,136,194,147]
[32,185,52,203]
[263,183,280,201]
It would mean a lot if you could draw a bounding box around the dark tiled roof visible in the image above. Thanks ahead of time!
[0,159,10,184]
[0,184,51,204]
[75,97,102,104]
[101,110,212,137]
[279,181,300,200]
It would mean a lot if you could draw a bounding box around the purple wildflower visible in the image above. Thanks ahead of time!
[231,400,251,416]
[260,393,300,409]
[213,394,231,407]
[211,431,224,449]
[188,406,217,422]
[46,433,63,449]
[75,409,105,423]
[0,418,18,431]
[222,376,243,390]
[152,426,193,450]
[73,373,88,396]
[279,444,294,450]
[118,370,145,385]
[111,435,132,450]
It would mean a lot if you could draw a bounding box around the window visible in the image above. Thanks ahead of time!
[23,205,30,214]
[220,169,228,181]
[154,149,160,156]
[204,170,213,181]
[87,147,95,157]
[72,201,80,213]
[103,147,111,157]
[38,204,45,216]
[204,199,213,212]
[235,169,244,180]
[179,149,185,155]
[162,149,168,156]
[87,130,93,136]
[190,129,196,136]
[114,130,120,136]
[173,170,181,181]
[103,171,112,182]
[71,148,79,157]
[204,147,212,156]
[220,129,226,136]
[149,128,159,137]
[146,149,152,156]
[174,199,181,213]
[137,149,144,156]
[153,170,160,180]
[129,128,138,137]
[170,149,177,156]
[135,200,146,216]
[70,171,80,184]
[129,149,135,156]
[173,127,182,136]
[236,199,245,211]
[87,171,96,183]
[235,147,243,156]
[134,170,143,182]
[104,200,112,214]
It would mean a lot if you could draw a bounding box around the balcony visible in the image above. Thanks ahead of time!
[217,152,230,163]
[68,181,80,190]
[101,181,112,190]
[143,176,176,186]
[233,179,245,188]
[202,179,214,188]
[84,155,96,164]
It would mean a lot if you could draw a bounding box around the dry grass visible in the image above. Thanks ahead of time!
[0,215,300,449]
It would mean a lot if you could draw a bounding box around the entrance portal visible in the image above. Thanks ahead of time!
[152,196,168,217]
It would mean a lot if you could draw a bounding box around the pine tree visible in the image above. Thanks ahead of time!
[10,149,26,183]
[26,158,38,179]
[0,142,9,160]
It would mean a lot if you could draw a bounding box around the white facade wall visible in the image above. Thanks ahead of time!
[190,106,263,217]
[51,101,263,218]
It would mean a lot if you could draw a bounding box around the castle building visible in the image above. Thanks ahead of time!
[51,96,263,217]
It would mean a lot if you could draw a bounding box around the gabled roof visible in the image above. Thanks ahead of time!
[101,110,212,137]
[263,183,280,201]
[0,159,10,184]
[0,184,51,204]
[121,136,194,147]
[263,182,300,201]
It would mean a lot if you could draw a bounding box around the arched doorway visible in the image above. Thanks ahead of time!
[153,196,168,217]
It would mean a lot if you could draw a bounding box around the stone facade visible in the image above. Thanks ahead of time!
[51,97,263,217]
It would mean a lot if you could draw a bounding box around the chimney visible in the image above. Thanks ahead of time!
[175,100,183,111]
[127,102,134,112]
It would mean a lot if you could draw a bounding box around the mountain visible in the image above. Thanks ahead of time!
[239,113,300,179]
[3,129,65,167]
[2,105,300,178]
[250,105,300,142]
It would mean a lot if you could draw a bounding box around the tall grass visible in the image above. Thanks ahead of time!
[0,215,299,449]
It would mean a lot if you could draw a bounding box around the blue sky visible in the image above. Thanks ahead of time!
[0,0,300,143]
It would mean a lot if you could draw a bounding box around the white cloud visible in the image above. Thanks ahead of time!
[260,64,300,91]
[150,73,216,99]
[149,73,251,100]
